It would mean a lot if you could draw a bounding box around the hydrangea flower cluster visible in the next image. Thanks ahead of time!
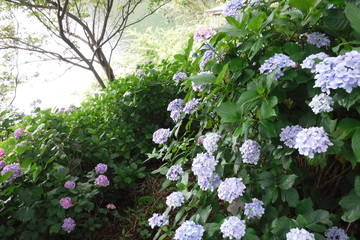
[173,72,187,83]
[203,133,221,154]
[192,82,206,91]
[95,163,108,174]
[174,220,204,240]
[314,50,360,93]
[223,0,244,18]
[1,163,22,184]
[136,69,145,77]
[324,227,349,240]
[220,216,246,240]
[309,93,334,114]
[0,148,5,159]
[183,98,200,114]
[200,50,215,71]
[306,32,331,48]
[198,173,221,191]
[218,177,246,203]
[148,213,169,229]
[244,198,265,218]
[152,128,170,144]
[194,28,216,42]
[95,175,110,187]
[0,160,6,170]
[64,180,76,189]
[166,191,184,208]
[286,228,315,240]
[59,197,73,209]
[166,165,184,181]
[300,52,329,73]
[106,204,116,209]
[192,153,218,179]
[167,99,185,122]
[294,127,333,158]
[239,140,261,164]
[62,217,76,233]
[280,125,304,148]
[259,53,296,79]
[14,128,25,139]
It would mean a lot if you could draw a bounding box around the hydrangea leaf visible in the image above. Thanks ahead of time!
[260,96,278,119]
[281,188,299,207]
[189,73,216,85]
[278,174,297,190]
[215,102,242,122]
[355,176,360,197]
[304,209,332,225]
[14,207,34,222]
[339,192,360,222]
[289,0,317,12]
[216,25,251,37]
[351,129,360,161]
[248,12,267,31]
[345,3,360,33]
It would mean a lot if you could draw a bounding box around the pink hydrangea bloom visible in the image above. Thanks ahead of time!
[95,175,110,187]
[106,204,116,209]
[0,148,5,159]
[59,197,72,209]
[194,28,216,42]
[14,128,25,139]
[95,163,108,174]
[64,181,76,189]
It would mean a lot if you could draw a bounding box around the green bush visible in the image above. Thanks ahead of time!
[148,0,360,239]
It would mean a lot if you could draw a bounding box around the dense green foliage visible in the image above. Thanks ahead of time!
[149,0,360,239]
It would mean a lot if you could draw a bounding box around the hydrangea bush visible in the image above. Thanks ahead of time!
[148,0,360,239]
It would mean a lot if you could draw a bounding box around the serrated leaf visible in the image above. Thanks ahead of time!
[248,12,267,31]
[216,25,251,37]
[339,193,360,222]
[215,64,228,85]
[281,188,299,207]
[351,129,360,161]
[278,174,297,190]
[215,102,242,122]
[14,207,34,222]
[189,74,216,85]
[260,96,278,119]
[304,209,331,225]
[296,198,313,215]
[345,3,360,33]
[289,0,317,12]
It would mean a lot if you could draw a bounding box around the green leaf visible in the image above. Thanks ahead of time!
[258,171,275,189]
[259,120,278,138]
[355,176,360,197]
[278,174,297,190]
[14,207,34,222]
[237,90,260,111]
[351,129,360,161]
[215,102,242,122]
[296,198,313,215]
[281,188,299,207]
[215,64,229,85]
[184,36,194,60]
[271,216,291,235]
[248,12,267,31]
[339,192,360,222]
[260,96,278,119]
[289,0,317,12]
[304,209,331,225]
[189,74,216,85]
[345,3,360,33]
[50,224,61,234]
[225,16,241,29]
[216,25,251,37]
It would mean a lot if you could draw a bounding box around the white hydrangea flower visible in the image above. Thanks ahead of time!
[309,93,334,114]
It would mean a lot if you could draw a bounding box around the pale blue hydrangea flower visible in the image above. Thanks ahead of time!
[301,52,329,73]
[259,53,296,79]
[200,50,215,71]
[294,127,333,158]
[203,133,221,154]
[239,140,261,164]
[0,160,6,170]
[286,228,315,240]
[191,82,206,91]
[248,0,262,7]
[280,125,304,148]
[173,72,187,83]
[62,217,76,233]
[1,163,22,184]
[306,32,331,48]
[167,99,185,112]
[166,165,184,181]
[192,152,218,178]
[166,191,184,208]
[314,50,360,93]
[152,128,170,144]
[218,177,246,203]
[223,0,244,18]
[174,220,204,240]
[183,98,200,114]
[309,93,334,114]
[244,198,265,218]
[170,111,181,122]
[148,213,169,229]
[325,227,349,240]
[220,216,246,240]
[198,173,221,191]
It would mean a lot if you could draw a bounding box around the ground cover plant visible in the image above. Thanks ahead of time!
[148,0,360,239]
[0,60,181,239]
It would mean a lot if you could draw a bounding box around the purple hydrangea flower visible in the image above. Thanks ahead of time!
[148,213,169,229]
[136,69,145,76]
[223,0,244,18]
[170,110,181,122]
[325,227,349,240]
[0,161,6,170]
[220,216,246,240]
[183,98,200,114]
[203,133,221,154]
[200,50,215,71]
[244,198,265,218]
[239,140,261,165]
[106,203,116,209]
[309,93,334,114]
[1,163,22,184]
[218,177,246,203]
[191,82,206,91]
[197,135,206,145]
[95,175,110,187]
[166,165,184,181]
[294,127,333,158]
[0,148,5,159]
[14,128,25,139]
[174,220,204,240]
[286,228,315,240]
[166,191,184,208]
[167,99,185,112]
[198,173,221,191]
[260,53,296,79]
[59,197,72,209]
[62,217,76,233]
[314,51,360,94]
[64,181,76,189]
[306,32,331,48]
[95,163,108,174]
[152,128,170,144]
[280,125,304,148]
[192,152,218,179]
[173,72,187,83]
[194,28,216,42]
[300,52,329,73]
